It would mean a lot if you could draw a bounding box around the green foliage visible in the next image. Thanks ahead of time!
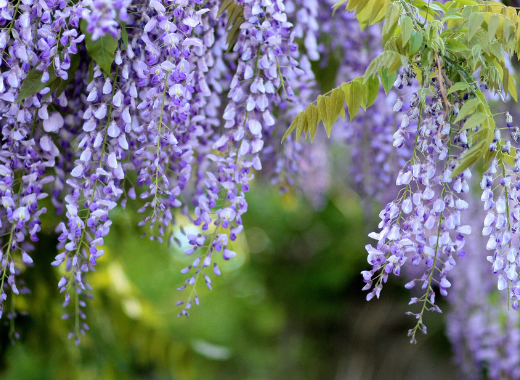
[16,53,81,103]
[284,0,520,177]
[16,68,57,104]
[218,0,245,51]
[80,20,118,76]
[3,186,442,380]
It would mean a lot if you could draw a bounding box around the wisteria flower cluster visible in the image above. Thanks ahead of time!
[0,0,322,344]
[5,6,520,380]
[284,0,520,348]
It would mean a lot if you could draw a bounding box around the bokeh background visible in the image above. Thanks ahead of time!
[0,174,460,379]
[0,1,491,378]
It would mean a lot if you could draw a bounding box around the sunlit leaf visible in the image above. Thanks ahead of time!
[451,140,487,177]
[447,82,469,94]
[461,112,487,131]
[468,12,484,41]
[446,38,470,52]
[401,16,413,47]
[379,68,396,94]
[455,98,481,122]
[365,75,380,107]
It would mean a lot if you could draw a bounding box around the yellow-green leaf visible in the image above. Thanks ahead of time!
[369,0,386,24]
[346,0,362,12]
[446,38,470,52]
[218,0,234,17]
[447,81,469,94]
[451,140,487,177]
[382,3,400,39]
[455,98,481,122]
[408,31,423,55]
[365,51,404,78]
[401,16,413,47]
[366,75,379,107]
[323,96,336,137]
[509,73,518,102]
[379,68,396,94]
[331,88,346,121]
[295,112,308,142]
[468,12,485,41]
[503,145,517,167]
[282,112,301,143]
[317,95,332,137]
[487,14,500,40]
[502,18,514,45]
[307,104,319,142]
[332,0,348,11]
[344,80,365,121]
[461,112,487,130]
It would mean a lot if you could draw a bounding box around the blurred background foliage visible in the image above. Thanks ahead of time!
[0,178,458,379]
[0,12,463,379]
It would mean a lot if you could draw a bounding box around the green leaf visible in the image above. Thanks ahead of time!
[442,8,461,22]
[322,96,335,137]
[87,61,94,84]
[332,0,348,12]
[346,0,362,12]
[467,12,484,41]
[509,75,518,102]
[461,112,487,130]
[46,77,61,99]
[16,67,57,103]
[379,68,396,95]
[503,145,517,167]
[283,112,306,143]
[120,21,128,48]
[295,112,308,143]
[365,75,379,107]
[451,140,486,177]
[401,16,413,47]
[80,20,118,76]
[365,51,404,78]
[43,53,83,101]
[446,38,470,52]
[369,0,385,24]
[455,98,481,122]
[307,104,319,142]
[282,116,298,143]
[487,14,500,40]
[502,18,514,46]
[317,95,330,136]
[447,81,469,94]
[218,0,235,17]
[344,80,364,121]
[331,88,346,121]
[408,31,423,55]
[382,3,400,45]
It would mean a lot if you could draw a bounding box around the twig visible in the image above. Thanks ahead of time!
[434,50,452,138]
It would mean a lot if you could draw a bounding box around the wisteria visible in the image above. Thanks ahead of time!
[5,5,520,380]
[278,0,520,351]
[447,204,520,380]
[0,0,311,343]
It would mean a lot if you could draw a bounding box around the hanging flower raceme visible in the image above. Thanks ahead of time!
[175,0,303,317]
[447,203,520,380]
[361,68,474,342]
[0,0,311,340]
